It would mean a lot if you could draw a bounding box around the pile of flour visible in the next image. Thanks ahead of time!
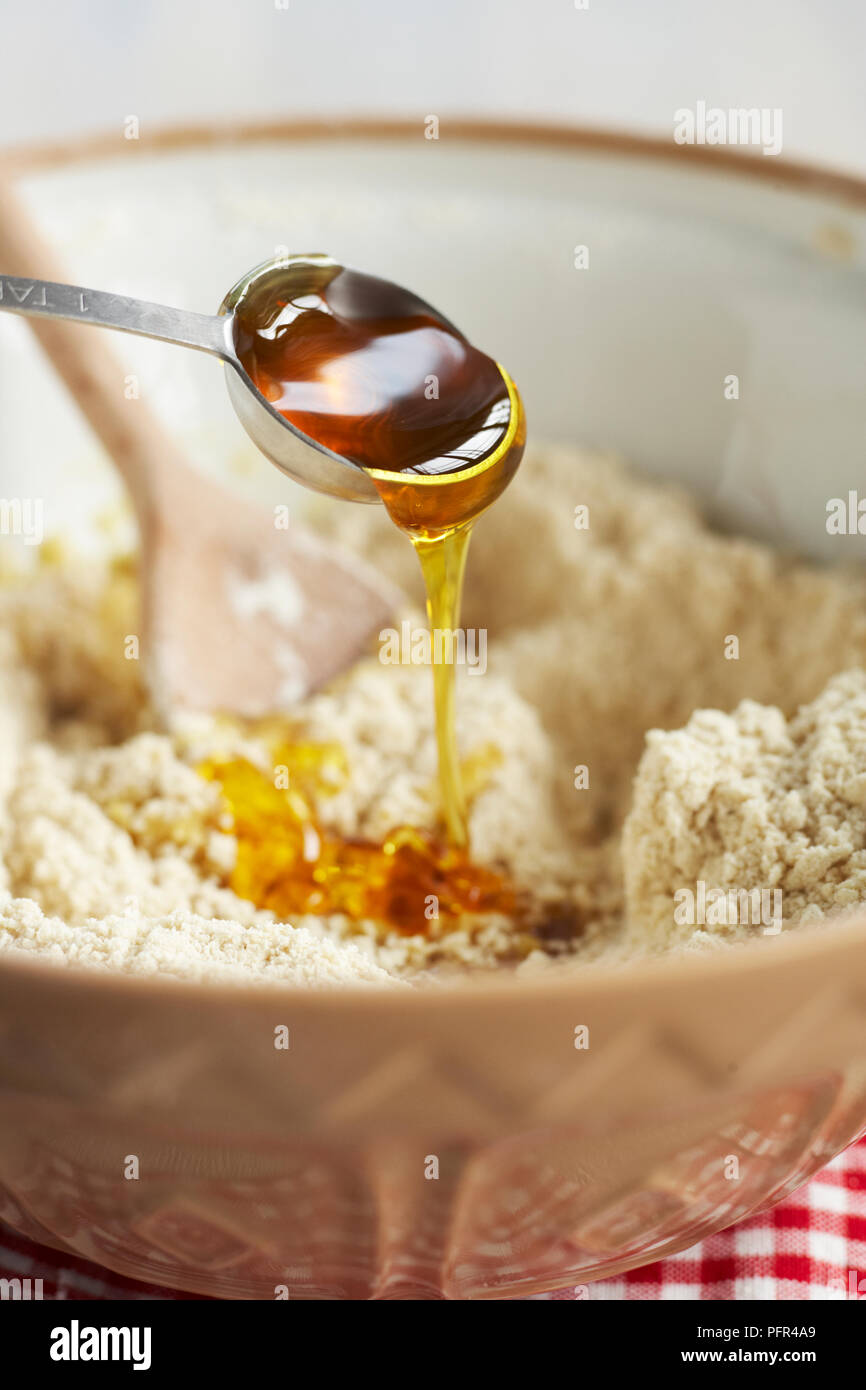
[2,444,866,986]
[623,670,866,951]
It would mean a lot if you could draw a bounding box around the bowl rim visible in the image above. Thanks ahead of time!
[5,114,866,210]
[1,902,865,1010]
[2,114,866,1006]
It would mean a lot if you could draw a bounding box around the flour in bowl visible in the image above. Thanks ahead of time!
[1,444,866,985]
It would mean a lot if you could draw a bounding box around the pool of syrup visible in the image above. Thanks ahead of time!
[200,737,516,937]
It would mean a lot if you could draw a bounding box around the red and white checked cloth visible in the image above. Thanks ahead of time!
[2,1138,865,1301]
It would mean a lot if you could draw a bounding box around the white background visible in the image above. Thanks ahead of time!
[1,0,864,176]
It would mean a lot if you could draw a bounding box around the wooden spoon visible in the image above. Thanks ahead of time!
[0,172,400,721]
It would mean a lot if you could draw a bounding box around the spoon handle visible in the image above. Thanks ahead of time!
[0,273,231,359]
[0,168,218,523]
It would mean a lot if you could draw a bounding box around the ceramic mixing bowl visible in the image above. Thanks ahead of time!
[0,121,865,1299]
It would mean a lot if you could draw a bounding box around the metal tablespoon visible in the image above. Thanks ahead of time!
[0,252,380,503]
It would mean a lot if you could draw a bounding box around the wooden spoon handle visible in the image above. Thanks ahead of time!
[0,169,194,529]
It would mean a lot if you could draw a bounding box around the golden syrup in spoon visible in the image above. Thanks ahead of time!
[233,263,525,848]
